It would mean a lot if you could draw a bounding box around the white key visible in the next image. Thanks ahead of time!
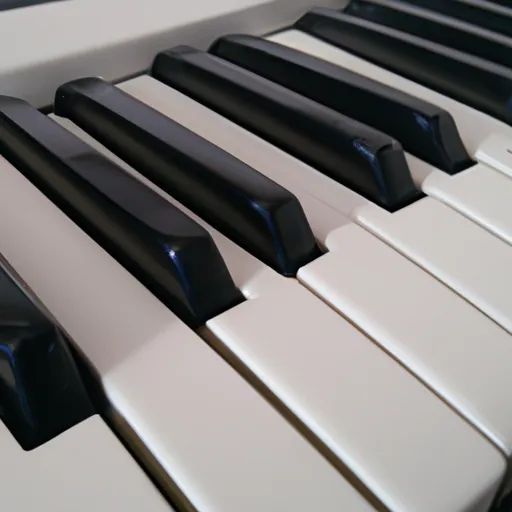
[268,30,512,159]
[408,155,512,247]
[0,155,371,512]
[1,416,172,512]
[300,221,512,456]
[356,198,512,334]
[59,78,508,512]
[477,134,512,180]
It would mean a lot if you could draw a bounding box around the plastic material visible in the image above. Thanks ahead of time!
[267,30,512,159]
[0,96,242,328]
[346,0,512,69]
[1,417,174,511]
[152,46,421,212]
[0,0,345,107]
[210,34,472,174]
[296,8,512,124]
[398,0,512,38]
[0,260,93,450]
[54,78,319,276]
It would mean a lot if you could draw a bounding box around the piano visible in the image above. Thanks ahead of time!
[2,0,512,510]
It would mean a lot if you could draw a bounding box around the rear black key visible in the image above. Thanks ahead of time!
[0,259,94,450]
[210,34,472,174]
[151,46,420,212]
[0,96,242,328]
[395,0,512,39]
[296,8,512,124]
[345,0,512,69]
[483,0,512,7]
[54,78,320,276]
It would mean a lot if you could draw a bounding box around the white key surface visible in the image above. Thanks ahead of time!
[420,162,512,246]
[0,0,345,107]
[269,30,512,159]
[477,134,512,180]
[65,76,508,512]
[1,416,172,512]
[0,155,371,512]
[405,152,512,246]
[357,198,512,334]
[300,222,512,456]
[207,276,505,512]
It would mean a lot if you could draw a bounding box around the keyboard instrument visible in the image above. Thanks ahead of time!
[3,0,512,510]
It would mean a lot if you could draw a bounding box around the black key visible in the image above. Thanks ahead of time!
[296,8,512,125]
[345,0,512,69]
[151,46,421,212]
[0,96,242,328]
[397,0,512,39]
[54,78,320,276]
[210,34,472,174]
[0,259,94,450]
[484,0,512,7]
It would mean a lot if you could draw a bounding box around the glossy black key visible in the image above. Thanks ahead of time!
[345,0,512,69]
[54,78,320,276]
[210,34,472,174]
[296,8,512,125]
[397,0,512,39]
[0,96,242,328]
[151,46,420,212]
[0,259,94,450]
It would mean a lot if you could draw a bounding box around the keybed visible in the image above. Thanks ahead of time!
[4,1,512,511]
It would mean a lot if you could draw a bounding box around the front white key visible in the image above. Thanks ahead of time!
[1,416,172,512]
[110,77,512,466]
[269,30,512,163]
[300,222,512,456]
[357,198,512,333]
[62,80,508,512]
[407,154,512,247]
[0,155,371,512]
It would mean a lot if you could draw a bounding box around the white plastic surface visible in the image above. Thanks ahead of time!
[0,0,345,107]
[269,30,512,158]
[0,154,370,512]
[208,277,505,512]
[0,416,173,511]
[62,77,508,512]
[421,163,512,246]
[300,222,512,456]
[477,134,512,179]
[356,198,512,334]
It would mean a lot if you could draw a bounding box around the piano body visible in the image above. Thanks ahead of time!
[2,0,512,510]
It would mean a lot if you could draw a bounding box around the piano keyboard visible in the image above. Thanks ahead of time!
[3,0,512,511]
